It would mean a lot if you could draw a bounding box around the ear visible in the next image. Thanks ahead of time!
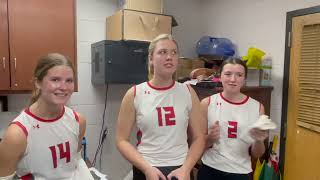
[149,57,153,65]
[34,78,41,89]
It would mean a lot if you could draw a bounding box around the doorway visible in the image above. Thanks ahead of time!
[281,5,320,180]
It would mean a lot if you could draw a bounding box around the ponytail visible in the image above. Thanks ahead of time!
[30,88,41,106]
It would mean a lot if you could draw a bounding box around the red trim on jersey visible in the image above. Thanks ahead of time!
[20,173,33,180]
[11,121,28,137]
[147,81,175,90]
[25,106,65,123]
[136,129,142,146]
[134,85,136,97]
[220,92,249,105]
[73,111,80,123]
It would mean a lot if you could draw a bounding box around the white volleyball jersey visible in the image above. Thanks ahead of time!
[12,106,80,179]
[202,93,260,174]
[134,81,192,166]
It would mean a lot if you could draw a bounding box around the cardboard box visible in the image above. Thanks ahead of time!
[122,0,163,14]
[106,9,172,41]
[176,58,205,79]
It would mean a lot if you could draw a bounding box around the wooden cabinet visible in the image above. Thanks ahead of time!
[0,0,76,91]
[0,0,10,90]
[192,86,273,115]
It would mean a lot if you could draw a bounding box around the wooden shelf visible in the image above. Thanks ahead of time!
[192,85,273,115]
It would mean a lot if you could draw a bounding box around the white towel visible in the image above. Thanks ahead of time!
[240,115,277,144]
[251,115,276,130]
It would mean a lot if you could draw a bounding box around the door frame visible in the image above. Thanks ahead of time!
[280,5,320,175]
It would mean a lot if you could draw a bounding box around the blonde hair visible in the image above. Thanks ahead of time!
[30,53,75,105]
[147,34,179,80]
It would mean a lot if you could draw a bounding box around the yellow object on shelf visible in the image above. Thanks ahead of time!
[242,47,265,68]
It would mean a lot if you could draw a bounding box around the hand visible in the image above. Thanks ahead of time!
[167,166,190,180]
[207,121,220,144]
[144,166,166,180]
[249,128,268,141]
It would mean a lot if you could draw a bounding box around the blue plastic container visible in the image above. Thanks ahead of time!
[196,36,235,57]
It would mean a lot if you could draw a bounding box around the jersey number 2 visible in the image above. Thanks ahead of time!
[228,121,238,138]
[156,106,176,126]
[49,141,71,168]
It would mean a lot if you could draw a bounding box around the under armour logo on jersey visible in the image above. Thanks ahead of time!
[33,124,40,129]
[144,90,150,94]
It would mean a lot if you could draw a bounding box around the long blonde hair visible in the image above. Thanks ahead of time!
[30,53,75,105]
[147,34,179,80]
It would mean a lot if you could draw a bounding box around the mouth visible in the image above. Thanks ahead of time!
[164,63,173,68]
[228,84,237,87]
[54,93,69,97]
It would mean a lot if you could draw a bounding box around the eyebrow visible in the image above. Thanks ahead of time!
[49,76,74,79]
[157,47,177,51]
[223,71,244,74]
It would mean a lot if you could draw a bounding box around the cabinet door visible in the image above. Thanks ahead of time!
[8,0,76,90]
[0,0,10,90]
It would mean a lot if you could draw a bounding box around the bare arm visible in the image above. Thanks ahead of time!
[77,113,86,152]
[0,124,27,176]
[180,86,206,173]
[200,97,217,148]
[73,113,94,179]
[116,87,154,174]
[251,104,267,158]
[200,97,220,149]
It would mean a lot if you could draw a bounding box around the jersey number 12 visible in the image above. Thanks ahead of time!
[156,106,176,127]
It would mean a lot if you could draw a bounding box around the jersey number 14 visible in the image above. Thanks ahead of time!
[49,141,71,168]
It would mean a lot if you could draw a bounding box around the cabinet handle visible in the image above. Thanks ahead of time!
[14,58,17,70]
[2,57,5,69]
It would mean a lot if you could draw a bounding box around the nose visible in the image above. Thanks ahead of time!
[166,53,173,61]
[230,74,236,81]
[58,81,68,90]
[166,50,177,61]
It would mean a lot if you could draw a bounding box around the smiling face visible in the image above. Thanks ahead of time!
[149,39,179,79]
[36,65,74,106]
[220,63,246,94]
